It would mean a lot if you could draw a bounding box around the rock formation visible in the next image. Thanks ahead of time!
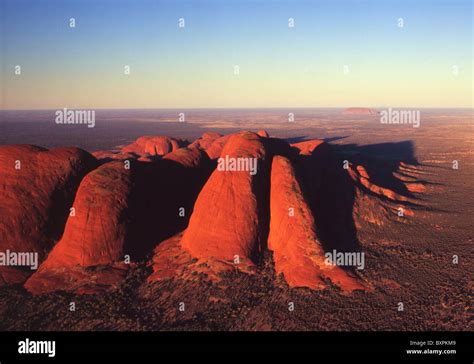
[180,132,269,270]
[343,107,378,115]
[121,135,185,157]
[0,145,97,285]
[24,161,135,294]
[0,131,423,295]
[268,155,366,291]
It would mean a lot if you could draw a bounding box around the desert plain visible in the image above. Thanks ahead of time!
[0,108,472,331]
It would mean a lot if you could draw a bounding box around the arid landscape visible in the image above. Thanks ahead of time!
[0,108,472,331]
[1,0,472,358]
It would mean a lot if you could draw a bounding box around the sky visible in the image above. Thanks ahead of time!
[1,0,472,109]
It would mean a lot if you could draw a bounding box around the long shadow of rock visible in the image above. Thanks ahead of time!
[292,142,359,254]
[335,141,436,200]
[292,139,427,256]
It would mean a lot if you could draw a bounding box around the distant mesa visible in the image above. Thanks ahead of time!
[0,130,424,294]
[343,107,378,115]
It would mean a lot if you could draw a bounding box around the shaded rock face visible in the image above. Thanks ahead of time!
[31,162,134,269]
[291,140,359,254]
[24,162,135,294]
[181,132,270,267]
[25,146,213,294]
[291,140,330,196]
[268,155,366,292]
[0,145,97,285]
[133,147,213,258]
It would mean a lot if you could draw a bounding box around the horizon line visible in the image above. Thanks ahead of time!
[1,106,473,112]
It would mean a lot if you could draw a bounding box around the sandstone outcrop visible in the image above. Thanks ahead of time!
[180,132,269,269]
[342,107,378,115]
[0,145,97,285]
[121,136,185,157]
[24,161,135,294]
[268,155,366,291]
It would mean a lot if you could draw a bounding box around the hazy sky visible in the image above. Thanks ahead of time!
[1,0,472,109]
